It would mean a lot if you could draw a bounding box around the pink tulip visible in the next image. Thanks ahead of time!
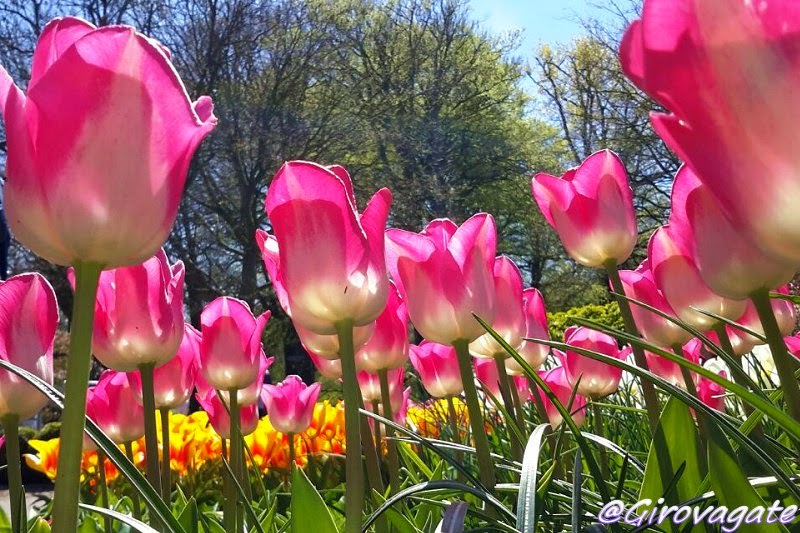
[645,347,700,390]
[128,324,199,409]
[473,357,501,398]
[385,215,496,344]
[199,296,270,391]
[532,150,637,268]
[733,288,796,341]
[86,370,144,444]
[538,366,587,428]
[698,371,727,413]
[196,350,274,407]
[618,261,692,348]
[367,386,411,424]
[0,273,57,419]
[620,0,800,264]
[76,249,185,371]
[356,367,403,404]
[195,388,259,439]
[506,288,550,375]
[0,17,216,267]
[784,335,800,361]
[307,351,343,380]
[355,282,409,372]
[514,376,531,404]
[562,327,630,398]
[257,162,391,335]
[408,341,463,398]
[470,256,526,359]
[648,225,746,331]
[668,166,795,299]
[295,321,374,360]
[261,375,321,434]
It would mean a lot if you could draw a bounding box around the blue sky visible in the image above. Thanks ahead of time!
[467,0,608,54]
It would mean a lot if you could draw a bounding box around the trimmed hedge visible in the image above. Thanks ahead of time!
[547,301,624,341]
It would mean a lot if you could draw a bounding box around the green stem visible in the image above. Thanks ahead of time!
[288,433,295,472]
[2,415,22,533]
[672,345,709,473]
[509,376,527,438]
[228,389,242,532]
[138,364,162,498]
[336,320,365,533]
[605,261,661,431]
[52,262,103,533]
[97,450,112,533]
[371,400,382,445]
[494,355,523,461]
[453,339,496,490]
[378,369,401,494]
[591,403,609,480]
[159,407,171,503]
[221,438,235,533]
[124,442,142,520]
[751,289,800,428]
[358,394,385,496]
[447,396,465,482]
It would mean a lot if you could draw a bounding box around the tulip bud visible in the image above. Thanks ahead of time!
[537,366,587,428]
[505,288,550,375]
[645,346,700,390]
[532,150,637,268]
[408,341,463,398]
[356,367,403,404]
[261,375,321,434]
[470,256,526,359]
[386,214,497,344]
[0,273,57,419]
[307,351,342,380]
[196,388,259,439]
[562,327,630,399]
[86,371,145,444]
[355,282,409,372]
[0,17,216,267]
[698,371,727,413]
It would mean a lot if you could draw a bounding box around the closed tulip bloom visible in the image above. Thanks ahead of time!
[86,371,144,444]
[618,261,692,348]
[532,150,637,268]
[79,249,185,371]
[734,288,796,341]
[386,214,497,344]
[645,347,700,389]
[196,388,259,439]
[473,357,501,398]
[355,282,409,372]
[128,324,199,409]
[295,321,374,360]
[0,273,57,419]
[367,386,411,424]
[538,366,587,428]
[196,351,274,407]
[0,17,216,268]
[357,367,403,404]
[307,351,343,380]
[258,162,391,335]
[470,256,526,359]
[698,371,727,413]
[669,166,795,298]
[562,327,630,398]
[261,375,321,434]
[506,288,550,375]
[620,0,800,264]
[648,226,746,331]
[200,297,270,391]
[784,335,800,362]
[408,341,463,398]
[514,376,531,404]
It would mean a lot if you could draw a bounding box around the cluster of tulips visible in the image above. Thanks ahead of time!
[1,0,800,530]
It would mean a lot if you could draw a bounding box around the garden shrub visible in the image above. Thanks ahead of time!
[35,422,61,441]
[547,301,624,341]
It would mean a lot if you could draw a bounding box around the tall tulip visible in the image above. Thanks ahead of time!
[0,17,217,268]
[408,342,463,398]
[562,327,630,399]
[307,351,342,380]
[0,273,57,532]
[85,371,145,445]
[648,225,746,331]
[506,288,550,375]
[196,350,274,407]
[357,367,403,405]
[620,0,800,265]
[355,282,408,373]
[532,150,637,268]
[618,261,692,348]
[668,166,795,299]
[261,375,321,435]
[258,162,391,528]
[386,214,498,488]
[81,249,185,372]
[0,17,217,528]
[538,366,587,428]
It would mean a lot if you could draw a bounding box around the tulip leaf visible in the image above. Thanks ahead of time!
[25,518,49,533]
[516,423,550,533]
[706,424,787,533]
[640,397,703,508]
[290,467,338,533]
